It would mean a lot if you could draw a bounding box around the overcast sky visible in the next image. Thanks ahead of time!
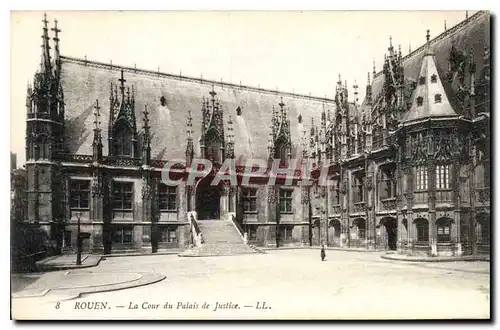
[10,10,475,165]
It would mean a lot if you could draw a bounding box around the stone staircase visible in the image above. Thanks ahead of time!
[179,220,262,257]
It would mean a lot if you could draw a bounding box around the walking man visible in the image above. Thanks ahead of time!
[321,244,326,261]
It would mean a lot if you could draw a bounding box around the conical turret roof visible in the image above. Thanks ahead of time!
[403,30,459,124]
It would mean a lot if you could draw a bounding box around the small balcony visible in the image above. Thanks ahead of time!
[380,197,397,211]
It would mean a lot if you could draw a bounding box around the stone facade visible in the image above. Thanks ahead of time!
[22,12,490,256]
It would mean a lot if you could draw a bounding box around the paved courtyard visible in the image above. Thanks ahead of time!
[12,250,490,320]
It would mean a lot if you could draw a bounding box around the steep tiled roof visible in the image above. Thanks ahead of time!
[403,37,459,123]
[60,57,335,161]
[370,11,490,107]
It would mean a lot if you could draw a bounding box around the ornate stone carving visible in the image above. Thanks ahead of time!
[91,168,103,197]
[300,186,310,204]
[332,205,341,214]
[141,172,152,200]
[353,202,365,213]
[381,198,397,211]
[267,186,277,204]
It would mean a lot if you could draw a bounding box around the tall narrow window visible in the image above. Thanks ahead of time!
[275,141,288,167]
[434,94,442,103]
[331,179,340,205]
[279,189,293,213]
[206,136,221,163]
[353,173,364,203]
[415,166,428,190]
[113,182,134,210]
[435,164,451,189]
[70,180,90,209]
[380,168,396,199]
[159,184,177,211]
[115,127,133,156]
[431,74,437,83]
[242,188,257,213]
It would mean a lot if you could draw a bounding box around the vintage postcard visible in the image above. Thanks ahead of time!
[10,10,491,320]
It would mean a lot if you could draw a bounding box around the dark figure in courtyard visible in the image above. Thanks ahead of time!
[321,245,326,261]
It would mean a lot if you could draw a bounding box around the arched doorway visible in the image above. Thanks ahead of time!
[195,176,221,220]
[414,218,429,245]
[380,217,397,250]
[352,218,366,244]
[328,219,341,246]
[312,219,321,246]
[476,213,490,245]
[436,217,453,243]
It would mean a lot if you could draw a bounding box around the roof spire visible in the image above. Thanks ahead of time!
[372,58,376,76]
[93,99,101,132]
[41,13,52,74]
[51,18,61,78]
[403,29,458,124]
[367,72,371,85]
[444,20,447,31]
[118,69,126,99]
[409,41,412,54]
[424,29,433,56]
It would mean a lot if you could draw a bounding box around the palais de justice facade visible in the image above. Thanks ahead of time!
[23,11,490,256]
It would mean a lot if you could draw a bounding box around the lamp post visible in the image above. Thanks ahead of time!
[76,211,82,265]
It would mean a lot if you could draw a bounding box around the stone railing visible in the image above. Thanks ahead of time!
[54,153,93,163]
[352,201,366,213]
[103,156,142,167]
[188,211,202,247]
[229,212,247,244]
[331,205,341,215]
[380,197,397,211]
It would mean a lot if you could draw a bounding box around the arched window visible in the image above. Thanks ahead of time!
[415,166,428,190]
[275,140,288,166]
[435,164,451,189]
[206,137,221,163]
[414,218,429,243]
[114,124,133,156]
[436,217,452,243]
[354,218,366,239]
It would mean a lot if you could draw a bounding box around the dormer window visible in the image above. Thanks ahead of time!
[160,96,167,107]
[419,77,426,85]
[416,96,424,107]
[298,114,303,124]
[431,74,437,83]
[236,106,242,116]
[434,94,442,103]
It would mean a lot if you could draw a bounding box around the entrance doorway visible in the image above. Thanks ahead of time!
[196,185,221,220]
[381,217,397,250]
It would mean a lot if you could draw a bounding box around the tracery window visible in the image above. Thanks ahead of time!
[352,172,365,203]
[435,94,442,103]
[379,168,396,199]
[435,164,451,189]
[115,126,133,156]
[431,74,438,83]
[415,166,428,190]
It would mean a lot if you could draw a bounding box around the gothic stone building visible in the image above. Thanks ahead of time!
[24,12,490,256]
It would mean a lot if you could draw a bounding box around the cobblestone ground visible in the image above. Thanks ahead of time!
[12,250,490,320]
